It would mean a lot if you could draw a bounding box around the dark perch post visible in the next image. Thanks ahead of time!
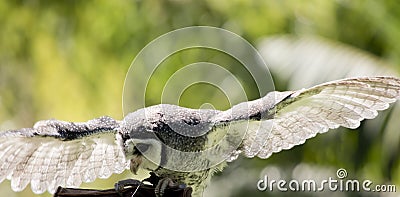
[54,173,192,197]
[54,183,192,197]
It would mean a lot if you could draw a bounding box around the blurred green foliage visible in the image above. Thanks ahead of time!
[1,0,400,197]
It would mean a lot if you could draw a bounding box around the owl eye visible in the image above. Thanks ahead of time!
[135,143,150,153]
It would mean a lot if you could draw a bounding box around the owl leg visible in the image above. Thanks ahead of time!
[155,177,187,197]
[143,172,188,197]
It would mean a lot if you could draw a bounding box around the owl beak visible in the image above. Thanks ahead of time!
[129,156,142,175]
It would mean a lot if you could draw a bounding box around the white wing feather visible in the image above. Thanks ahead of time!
[238,76,400,159]
[0,118,129,194]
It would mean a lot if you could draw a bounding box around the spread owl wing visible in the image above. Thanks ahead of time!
[222,76,400,160]
[0,116,129,194]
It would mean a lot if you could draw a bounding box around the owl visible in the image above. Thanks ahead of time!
[0,76,399,196]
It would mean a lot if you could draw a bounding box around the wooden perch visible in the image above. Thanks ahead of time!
[54,181,192,197]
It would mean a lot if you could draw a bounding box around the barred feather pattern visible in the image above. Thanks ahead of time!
[239,76,400,159]
[0,119,129,194]
[1,76,400,196]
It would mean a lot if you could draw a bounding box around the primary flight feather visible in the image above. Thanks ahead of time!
[0,76,399,196]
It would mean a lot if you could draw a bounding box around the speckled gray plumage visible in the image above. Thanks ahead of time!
[0,76,399,196]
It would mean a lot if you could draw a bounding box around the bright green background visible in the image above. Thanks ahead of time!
[0,1,399,196]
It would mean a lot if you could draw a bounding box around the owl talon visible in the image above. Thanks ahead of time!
[155,177,186,197]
